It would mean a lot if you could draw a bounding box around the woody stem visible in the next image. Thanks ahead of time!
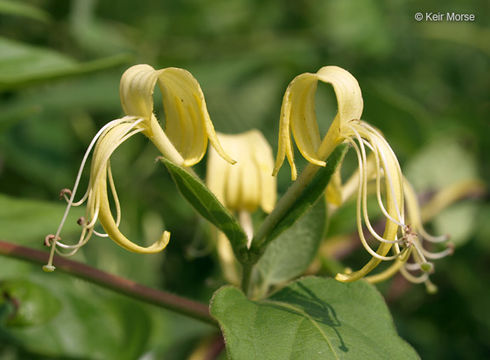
[0,240,217,326]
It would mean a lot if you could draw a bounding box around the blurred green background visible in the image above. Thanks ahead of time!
[0,0,488,359]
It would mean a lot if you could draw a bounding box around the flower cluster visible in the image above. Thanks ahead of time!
[272,66,452,289]
[47,63,452,290]
[44,64,234,271]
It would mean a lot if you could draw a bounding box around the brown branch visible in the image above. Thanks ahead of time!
[0,240,217,326]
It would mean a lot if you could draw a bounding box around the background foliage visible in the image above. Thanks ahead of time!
[0,0,488,359]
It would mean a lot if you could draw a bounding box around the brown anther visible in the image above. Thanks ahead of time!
[404,224,414,235]
[44,234,57,247]
[447,242,455,255]
[77,217,85,226]
[59,188,72,200]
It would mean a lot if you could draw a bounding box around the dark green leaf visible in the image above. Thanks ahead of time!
[0,279,61,327]
[0,0,50,23]
[266,144,347,244]
[211,277,419,360]
[161,159,249,256]
[255,200,326,291]
[6,275,153,359]
[0,37,130,91]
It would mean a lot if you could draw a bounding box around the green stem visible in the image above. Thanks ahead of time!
[241,143,345,294]
[241,263,252,296]
[0,240,217,326]
[251,137,340,253]
[239,163,321,295]
[251,163,320,251]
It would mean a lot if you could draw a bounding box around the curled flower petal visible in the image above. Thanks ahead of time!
[273,65,452,286]
[97,186,170,253]
[274,66,363,180]
[45,116,172,270]
[120,64,234,166]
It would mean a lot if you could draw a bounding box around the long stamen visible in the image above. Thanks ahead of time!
[55,227,93,256]
[403,178,449,243]
[69,119,136,208]
[365,247,412,283]
[336,123,406,281]
[348,138,401,260]
[410,237,433,272]
[44,117,144,270]
[404,262,423,271]
[356,123,405,219]
[84,122,144,229]
[44,117,136,271]
[348,127,405,245]
[346,123,405,227]
[362,138,405,227]
[421,244,454,260]
[369,133,404,224]
[400,266,430,284]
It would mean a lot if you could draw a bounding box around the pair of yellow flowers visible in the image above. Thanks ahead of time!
[45,64,451,289]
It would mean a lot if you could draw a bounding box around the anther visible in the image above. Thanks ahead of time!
[447,242,455,255]
[59,188,72,200]
[44,234,57,247]
[77,217,85,226]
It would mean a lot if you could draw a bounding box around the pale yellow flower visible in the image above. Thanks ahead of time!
[273,66,451,287]
[207,130,277,284]
[44,64,233,271]
[207,130,276,214]
[119,64,234,166]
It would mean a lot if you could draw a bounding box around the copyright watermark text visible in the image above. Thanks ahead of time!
[414,12,475,22]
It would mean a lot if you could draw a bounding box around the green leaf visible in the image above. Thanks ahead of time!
[0,0,50,23]
[161,159,249,256]
[266,144,348,244]
[0,37,130,91]
[255,200,326,291]
[0,279,61,327]
[211,277,419,360]
[6,274,153,359]
[0,194,84,246]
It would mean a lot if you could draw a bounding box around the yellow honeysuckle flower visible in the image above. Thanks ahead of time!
[120,64,234,166]
[273,66,363,181]
[273,66,451,286]
[44,64,233,271]
[207,130,276,215]
[207,130,277,284]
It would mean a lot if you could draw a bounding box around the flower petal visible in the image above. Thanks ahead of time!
[274,66,364,180]
[120,64,159,120]
[120,64,234,166]
[207,131,276,213]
